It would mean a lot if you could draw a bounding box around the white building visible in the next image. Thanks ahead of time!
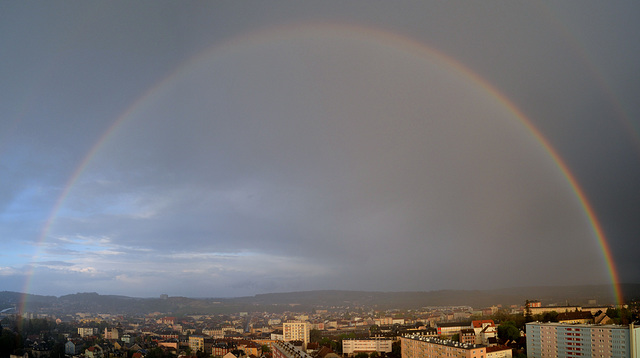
[78,327,97,337]
[104,327,119,340]
[342,339,393,355]
[283,321,310,349]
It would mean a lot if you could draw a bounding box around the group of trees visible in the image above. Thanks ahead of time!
[0,328,23,358]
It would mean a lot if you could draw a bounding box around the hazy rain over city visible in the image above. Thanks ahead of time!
[1,1,639,298]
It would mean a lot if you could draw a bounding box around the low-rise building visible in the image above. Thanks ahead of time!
[485,345,512,358]
[460,329,475,345]
[65,340,84,355]
[556,311,594,324]
[342,339,393,355]
[85,345,104,358]
[472,320,497,346]
[436,322,472,338]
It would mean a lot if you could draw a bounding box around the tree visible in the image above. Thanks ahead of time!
[355,353,369,358]
[540,311,558,323]
[524,300,533,323]
[261,345,271,353]
[388,341,401,358]
[310,329,322,343]
[497,321,520,342]
[451,334,459,342]
[0,328,20,358]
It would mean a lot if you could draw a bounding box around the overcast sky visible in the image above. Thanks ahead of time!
[1,1,639,299]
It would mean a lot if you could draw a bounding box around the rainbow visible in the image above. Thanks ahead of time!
[20,22,623,314]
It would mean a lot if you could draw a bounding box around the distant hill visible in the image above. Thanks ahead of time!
[2,284,639,316]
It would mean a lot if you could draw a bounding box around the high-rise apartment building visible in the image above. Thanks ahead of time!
[283,321,310,349]
[526,322,640,358]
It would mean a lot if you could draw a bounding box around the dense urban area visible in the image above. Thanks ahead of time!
[1,291,639,358]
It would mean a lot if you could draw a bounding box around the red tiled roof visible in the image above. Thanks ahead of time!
[472,320,495,328]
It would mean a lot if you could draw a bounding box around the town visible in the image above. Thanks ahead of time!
[1,293,638,358]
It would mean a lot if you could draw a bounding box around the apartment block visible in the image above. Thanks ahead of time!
[342,339,393,355]
[283,321,310,348]
[78,327,98,337]
[401,334,486,358]
[189,335,205,353]
[526,322,640,358]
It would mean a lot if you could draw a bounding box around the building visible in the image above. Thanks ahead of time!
[528,305,582,316]
[212,340,237,357]
[84,345,104,358]
[401,334,486,358]
[189,335,205,353]
[460,329,475,345]
[272,341,314,358]
[472,320,497,346]
[65,340,84,355]
[436,322,472,338]
[556,311,595,324]
[342,339,393,355]
[104,327,119,340]
[526,322,640,358]
[78,327,98,338]
[237,340,263,356]
[283,321,310,349]
[485,346,512,358]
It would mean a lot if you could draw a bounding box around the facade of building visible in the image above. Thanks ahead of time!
[342,339,393,355]
[472,320,497,346]
[401,335,486,358]
[485,346,512,358]
[78,327,98,338]
[436,322,472,337]
[189,335,205,353]
[526,322,640,358]
[272,341,313,358]
[528,306,582,316]
[556,311,594,324]
[104,327,119,340]
[283,321,310,348]
[460,329,476,345]
[65,340,84,355]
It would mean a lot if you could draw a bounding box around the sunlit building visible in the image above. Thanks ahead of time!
[189,335,205,353]
[283,321,310,349]
[78,327,98,337]
[342,338,393,355]
[485,345,512,358]
[401,334,486,358]
[526,322,640,357]
[272,341,313,358]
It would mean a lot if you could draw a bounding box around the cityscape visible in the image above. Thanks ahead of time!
[3,1,640,358]
[1,289,640,358]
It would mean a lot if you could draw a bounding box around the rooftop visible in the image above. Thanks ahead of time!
[526,322,632,329]
[403,334,484,350]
